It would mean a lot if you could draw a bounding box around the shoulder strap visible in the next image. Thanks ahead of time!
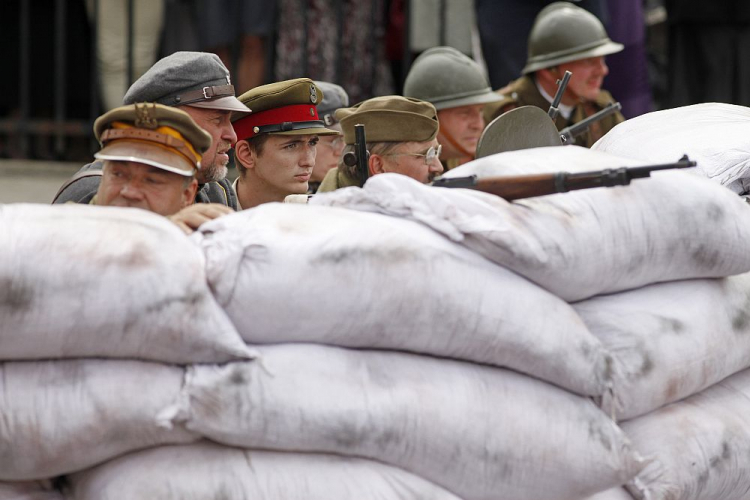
[51,170,103,204]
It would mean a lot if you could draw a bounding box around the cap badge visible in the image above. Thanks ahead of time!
[310,84,318,104]
[309,107,315,117]
[134,103,158,129]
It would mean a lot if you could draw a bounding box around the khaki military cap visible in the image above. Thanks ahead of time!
[232,78,339,141]
[94,103,212,176]
[336,95,439,145]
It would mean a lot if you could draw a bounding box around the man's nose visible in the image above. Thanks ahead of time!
[119,183,145,200]
[301,143,316,166]
[222,122,238,145]
[428,158,444,174]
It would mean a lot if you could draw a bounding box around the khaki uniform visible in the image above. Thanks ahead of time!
[317,166,360,193]
[483,75,625,148]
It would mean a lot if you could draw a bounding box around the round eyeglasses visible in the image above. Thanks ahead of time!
[383,144,442,165]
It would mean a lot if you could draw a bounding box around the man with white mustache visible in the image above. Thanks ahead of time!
[53,52,250,209]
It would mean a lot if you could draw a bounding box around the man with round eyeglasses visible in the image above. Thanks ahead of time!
[317,95,443,192]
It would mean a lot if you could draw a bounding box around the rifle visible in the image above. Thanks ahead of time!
[559,102,623,145]
[342,124,370,187]
[548,70,572,121]
[431,155,696,201]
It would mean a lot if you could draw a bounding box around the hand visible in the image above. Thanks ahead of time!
[168,203,234,234]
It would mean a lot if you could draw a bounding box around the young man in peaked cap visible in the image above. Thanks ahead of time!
[91,102,233,232]
[231,78,339,209]
[483,2,625,147]
[403,46,502,170]
[317,95,442,192]
[53,51,251,209]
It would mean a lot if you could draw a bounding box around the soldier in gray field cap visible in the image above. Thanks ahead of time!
[308,81,349,193]
[403,46,502,171]
[53,51,250,211]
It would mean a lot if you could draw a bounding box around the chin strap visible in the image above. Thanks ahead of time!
[440,127,474,159]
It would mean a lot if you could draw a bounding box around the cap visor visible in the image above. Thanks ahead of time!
[95,141,195,176]
[187,96,251,114]
[270,126,341,137]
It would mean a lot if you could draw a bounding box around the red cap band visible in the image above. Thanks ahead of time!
[234,104,320,140]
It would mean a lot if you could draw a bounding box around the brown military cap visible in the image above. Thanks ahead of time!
[232,78,339,141]
[94,103,212,176]
[335,95,439,145]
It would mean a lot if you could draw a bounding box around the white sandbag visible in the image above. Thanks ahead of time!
[593,103,750,194]
[582,488,634,500]
[194,203,611,397]
[311,147,750,301]
[64,441,461,500]
[623,368,750,500]
[160,344,643,500]
[0,482,62,500]
[0,203,254,364]
[576,272,750,420]
[0,360,198,480]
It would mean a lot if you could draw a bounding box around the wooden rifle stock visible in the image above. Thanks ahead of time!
[431,155,697,201]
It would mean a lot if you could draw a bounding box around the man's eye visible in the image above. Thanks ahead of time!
[284,143,299,150]
[309,138,319,147]
[146,177,165,185]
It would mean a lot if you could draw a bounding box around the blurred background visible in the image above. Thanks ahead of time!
[1,0,749,202]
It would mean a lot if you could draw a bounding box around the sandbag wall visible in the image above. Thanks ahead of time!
[0,202,643,499]
[311,145,750,500]
[5,143,750,499]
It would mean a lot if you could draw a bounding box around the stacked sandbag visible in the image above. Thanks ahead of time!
[592,103,750,194]
[0,205,254,486]
[63,442,461,500]
[0,203,251,363]
[310,146,750,301]
[193,202,611,397]
[621,368,750,500]
[574,272,750,420]
[0,481,63,500]
[159,344,642,500]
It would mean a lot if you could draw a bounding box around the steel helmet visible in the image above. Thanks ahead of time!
[522,2,623,74]
[403,46,502,111]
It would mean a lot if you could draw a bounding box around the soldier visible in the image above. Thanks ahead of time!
[231,78,339,209]
[403,46,502,170]
[53,51,250,208]
[91,102,233,233]
[317,95,442,192]
[309,81,350,194]
[483,2,626,147]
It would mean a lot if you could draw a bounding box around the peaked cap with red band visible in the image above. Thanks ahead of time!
[232,78,340,141]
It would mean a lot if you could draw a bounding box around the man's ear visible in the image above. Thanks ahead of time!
[182,178,199,208]
[536,67,558,85]
[369,154,387,176]
[235,140,255,171]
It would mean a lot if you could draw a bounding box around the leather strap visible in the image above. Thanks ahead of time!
[99,128,199,165]
[51,170,103,204]
[254,120,326,135]
[173,84,235,105]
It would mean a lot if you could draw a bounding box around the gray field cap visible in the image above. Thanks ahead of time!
[313,81,350,126]
[123,51,250,114]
